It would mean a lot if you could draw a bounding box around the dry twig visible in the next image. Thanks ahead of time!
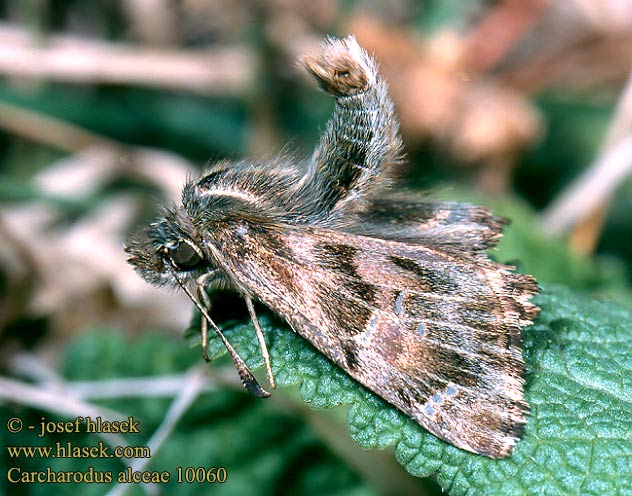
[540,134,632,236]
[0,23,254,94]
[541,70,632,248]
[105,366,207,496]
[0,376,128,447]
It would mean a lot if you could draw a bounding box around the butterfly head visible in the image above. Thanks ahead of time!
[125,207,210,287]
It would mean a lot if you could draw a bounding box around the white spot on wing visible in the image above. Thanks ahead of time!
[445,385,458,397]
[356,312,378,346]
[394,292,404,316]
[420,385,459,418]
[416,322,425,336]
[367,314,377,332]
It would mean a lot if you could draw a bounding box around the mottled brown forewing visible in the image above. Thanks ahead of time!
[211,220,538,457]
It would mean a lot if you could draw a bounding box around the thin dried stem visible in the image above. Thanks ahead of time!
[0,376,128,447]
[0,23,254,95]
[104,366,207,496]
[541,133,632,236]
[0,100,117,153]
[541,69,632,244]
[66,374,218,399]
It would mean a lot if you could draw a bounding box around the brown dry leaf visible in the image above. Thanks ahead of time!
[349,15,543,193]
[33,147,121,197]
[453,84,542,164]
[1,146,200,344]
[1,198,191,338]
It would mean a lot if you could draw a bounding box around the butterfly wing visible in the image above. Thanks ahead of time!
[211,221,538,457]
[358,197,508,251]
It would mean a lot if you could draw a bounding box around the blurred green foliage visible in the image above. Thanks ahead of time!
[192,284,632,496]
[2,283,631,495]
[0,331,378,496]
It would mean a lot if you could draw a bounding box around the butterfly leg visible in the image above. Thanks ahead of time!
[244,295,276,390]
[193,272,270,398]
[195,270,225,362]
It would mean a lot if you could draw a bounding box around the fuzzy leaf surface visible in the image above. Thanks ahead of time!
[199,284,632,495]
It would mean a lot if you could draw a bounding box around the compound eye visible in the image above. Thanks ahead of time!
[168,241,202,271]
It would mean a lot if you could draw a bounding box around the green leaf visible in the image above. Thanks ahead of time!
[0,331,378,496]
[198,284,632,495]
